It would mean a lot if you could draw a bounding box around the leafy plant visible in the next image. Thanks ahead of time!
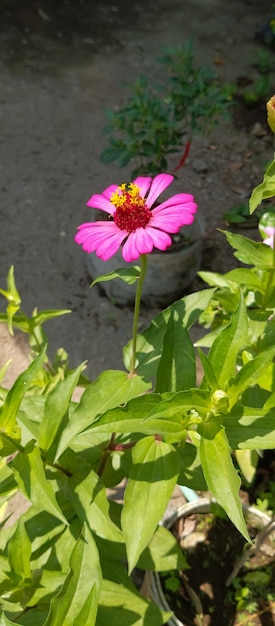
[223,202,275,226]
[101,40,232,176]
[1,101,275,625]
[233,568,274,615]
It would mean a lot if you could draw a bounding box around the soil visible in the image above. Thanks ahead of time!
[1,0,275,386]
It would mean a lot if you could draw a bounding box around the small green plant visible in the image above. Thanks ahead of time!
[251,48,273,75]
[223,202,268,225]
[236,47,274,107]
[242,74,271,106]
[233,568,274,614]
[101,40,231,177]
[256,481,275,514]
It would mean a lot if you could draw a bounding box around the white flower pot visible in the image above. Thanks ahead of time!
[86,215,205,307]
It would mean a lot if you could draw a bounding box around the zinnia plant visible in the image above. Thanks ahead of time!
[0,100,275,626]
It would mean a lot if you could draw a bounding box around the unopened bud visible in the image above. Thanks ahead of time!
[267,96,275,133]
[211,389,229,414]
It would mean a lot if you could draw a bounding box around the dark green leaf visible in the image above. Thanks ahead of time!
[121,436,179,571]
[44,524,101,626]
[38,363,85,459]
[8,518,32,581]
[12,445,68,525]
[97,579,170,626]
[224,405,275,449]
[62,468,123,542]
[208,294,248,388]
[137,525,187,571]
[199,423,250,541]
[227,345,275,407]
[0,347,46,433]
[91,266,140,287]
[155,309,196,392]
[123,289,215,381]
[55,371,151,460]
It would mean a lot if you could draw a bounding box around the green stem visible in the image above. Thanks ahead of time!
[129,254,147,376]
[262,232,275,310]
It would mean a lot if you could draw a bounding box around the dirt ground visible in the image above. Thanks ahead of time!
[0,0,274,384]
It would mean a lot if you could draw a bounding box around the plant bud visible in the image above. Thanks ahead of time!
[211,389,229,414]
[259,211,275,248]
[267,96,275,133]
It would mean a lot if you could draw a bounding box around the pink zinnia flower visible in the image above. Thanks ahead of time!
[75,173,197,262]
[262,226,275,249]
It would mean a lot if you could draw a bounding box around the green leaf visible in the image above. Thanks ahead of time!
[220,230,273,269]
[137,525,187,571]
[55,371,151,460]
[97,579,170,626]
[224,406,275,449]
[63,468,123,542]
[0,266,21,335]
[0,361,12,386]
[91,266,141,287]
[235,449,259,484]
[25,570,67,607]
[224,268,264,292]
[85,394,188,441]
[0,615,21,626]
[44,524,101,626]
[197,348,220,391]
[177,442,207,491]
[0,347,47,433]
[32,309,71,327]
[12,445,68,525]
[121,436,179,572]
[3,607,48,625]
[155,309,196,392]
[8,518,32,581]
[198,271,235,289]
[144,389,211,424]
[123,289,215,381]
[199,422,250,541]
[249,157,275,213]
[38,363,85,458]
[208,294,248,388]
[227,345,275,407]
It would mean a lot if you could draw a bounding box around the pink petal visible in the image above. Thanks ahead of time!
[122,234,140,262]
[123,228,154,262]
[101,184,119,199]
[144,226,172,251]
[96,232,127,260]
[150,214,194,232]
[102,184,120,199]
[86,193,115,215]
[153,194,197,212]
[133,177,152,198]
[145,174,174,208]
[75,221,127,259]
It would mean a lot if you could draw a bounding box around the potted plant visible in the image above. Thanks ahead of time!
[0,99,275,626]
[84,41,231,305]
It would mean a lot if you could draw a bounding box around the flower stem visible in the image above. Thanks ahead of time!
[129,254,147,376]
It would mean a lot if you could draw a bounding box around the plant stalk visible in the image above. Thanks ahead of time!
[129,254,147,376]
